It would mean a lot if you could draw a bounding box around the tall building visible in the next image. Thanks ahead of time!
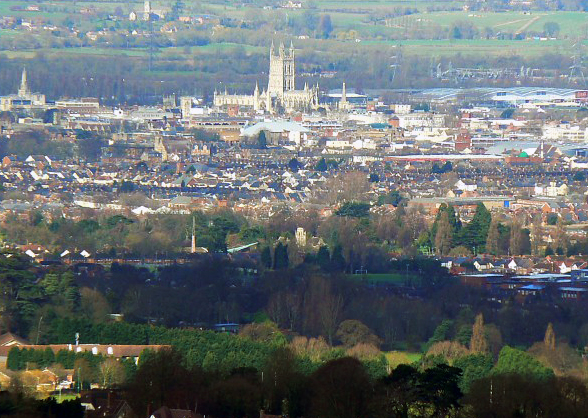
[214,41,319,113]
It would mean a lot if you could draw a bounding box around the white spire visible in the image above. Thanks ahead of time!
[18,67,29,97]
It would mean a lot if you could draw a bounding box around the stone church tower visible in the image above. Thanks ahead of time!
[268,41,295,96]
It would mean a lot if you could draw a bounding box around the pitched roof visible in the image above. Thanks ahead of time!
[0,332,29,347]
[151,406,200,418]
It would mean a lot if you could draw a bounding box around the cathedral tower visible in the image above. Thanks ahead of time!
[268,41,295,97]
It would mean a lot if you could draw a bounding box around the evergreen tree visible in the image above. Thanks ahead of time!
[331,245,346,272]
[261,246,272,269]
[318,14,333,38]
[458,203,491,252]
[493,346,554,379]
[316,245,331,270]
[288,157,301,172]
[7,347,20,370]
[273,243,289,269]
[470,313,488,353]
[41,273,60,296]
[316,157,328,172]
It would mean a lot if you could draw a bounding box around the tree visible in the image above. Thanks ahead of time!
[128,348,202,415]
[318,14,333,38]
[470,313,488,353]
[431,204,460,243]
[510,218,526,255]
[544,323,555,351]
[316,157,328,172]
[377,190,404,207]
[80,288,111,323]
[453,354,493,392]
[336,320,381,348]
[452,25,462,39]
[553,217,568,254]
[316,245,331,270]
[99,358,126,388]
[7,347,22,370]
[493,346,554,380]
[543,21,560,37]
[427,319,453,347]
[486,219,500,255]
[319,290,343,346]
[335,202,371,218]
[310,357,371,418]
[434,211,453,256]
[420,364,463,417]
[273,242,289,269]
[73,358,94,391]
[369,173,380,183]
[457,203,491,252]
[288,157,302,172]
[261,246,272,269]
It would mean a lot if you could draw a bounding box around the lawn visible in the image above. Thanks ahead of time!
[385,351,423,368]
[346,273,422,286]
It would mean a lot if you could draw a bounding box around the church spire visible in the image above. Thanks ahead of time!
[340,81,349,110]
[18,67,29,97]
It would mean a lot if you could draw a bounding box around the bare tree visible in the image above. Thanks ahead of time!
[99,358,126,388]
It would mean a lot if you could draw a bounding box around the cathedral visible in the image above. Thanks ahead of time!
[213,41,319,113]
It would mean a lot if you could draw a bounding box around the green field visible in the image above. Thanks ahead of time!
[0,0,586,62]
[346,273,422,286]
[385,351,423,368]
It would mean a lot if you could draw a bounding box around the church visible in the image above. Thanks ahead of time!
[213,41,319,114]
[0,68,46,111]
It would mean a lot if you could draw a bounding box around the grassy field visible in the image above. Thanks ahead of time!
[385,351,423,368]
[346,273,422,286]
[363,38,569,57]
[0,0,585,62]
[394,10,588,36]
